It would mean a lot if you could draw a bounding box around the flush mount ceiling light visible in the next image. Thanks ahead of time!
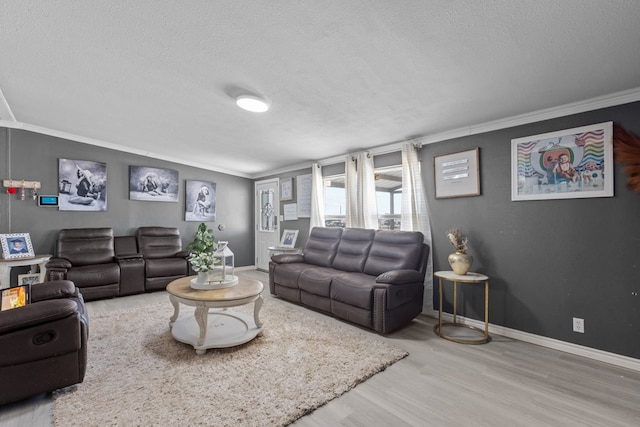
[235,95,270,113]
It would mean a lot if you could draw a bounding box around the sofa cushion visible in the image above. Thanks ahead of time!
[145,258,187,279]
[330,272,376,310]
[57,228,115,266]
[331,228,375,272]
[303,227,343,267]
[363,230,424,277]
[136,227,183,259]
[67,263,119,287]
[299,267,343,297]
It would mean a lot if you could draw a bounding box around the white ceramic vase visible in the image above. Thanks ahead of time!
[195,271,210,285]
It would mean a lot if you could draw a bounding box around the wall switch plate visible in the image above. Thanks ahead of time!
[573,317,585,333]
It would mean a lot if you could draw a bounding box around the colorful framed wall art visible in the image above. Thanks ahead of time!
[511,122,613,201]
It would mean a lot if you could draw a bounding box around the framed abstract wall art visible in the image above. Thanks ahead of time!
[129,166,179,202]
[434,148,480,199]
[511,122,613,201]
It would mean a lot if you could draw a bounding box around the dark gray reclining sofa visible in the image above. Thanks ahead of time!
[269,227,429,334]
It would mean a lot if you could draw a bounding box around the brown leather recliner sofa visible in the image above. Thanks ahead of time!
[269,227,429,334]
[0,280,88,405]
[46,227,189,301]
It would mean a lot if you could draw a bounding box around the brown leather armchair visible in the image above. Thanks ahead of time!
[0,280,88,405]
[136,227,190,291]
[45,228,120,301]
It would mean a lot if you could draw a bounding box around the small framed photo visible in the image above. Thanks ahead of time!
[0,233,35,259]
[434,148,480,199]
[1,284,30,311]
[18,273,41,286]
[280,229,299,248]
[280,178,293,201]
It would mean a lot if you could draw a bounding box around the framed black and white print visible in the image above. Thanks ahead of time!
[129,166,179,202]
[58,158,107,211]
[185,180,216,222]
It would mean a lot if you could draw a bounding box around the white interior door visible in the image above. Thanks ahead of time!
[255,179,279,271]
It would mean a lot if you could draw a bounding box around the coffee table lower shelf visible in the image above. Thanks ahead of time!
[171,310,262,354]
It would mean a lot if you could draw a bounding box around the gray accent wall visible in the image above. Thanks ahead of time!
[425,101,640,360]
[0,129,255,267]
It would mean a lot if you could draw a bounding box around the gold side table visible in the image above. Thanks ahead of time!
[434,270,490,344]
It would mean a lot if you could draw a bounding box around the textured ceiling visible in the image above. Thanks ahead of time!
[1,1,640,177]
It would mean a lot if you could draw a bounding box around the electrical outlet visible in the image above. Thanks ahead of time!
[573,317,585,333]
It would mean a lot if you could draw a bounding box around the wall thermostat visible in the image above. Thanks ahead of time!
[38,195,59,207]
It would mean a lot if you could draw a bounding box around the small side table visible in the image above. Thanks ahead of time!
[0,254,52,290]
[434,270,490,344]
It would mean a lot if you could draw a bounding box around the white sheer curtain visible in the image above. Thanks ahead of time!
[345,151,378,229]
[309,163,325,230]
[401,143,434,313]
[357,152,379,229]
[345,154,358,228]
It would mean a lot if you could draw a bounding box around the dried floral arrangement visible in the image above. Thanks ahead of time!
[447,228,468,254]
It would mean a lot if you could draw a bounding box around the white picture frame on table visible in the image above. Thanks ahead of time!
[0,233,35,259]
[18,273,41,286]
[280,230,299,248]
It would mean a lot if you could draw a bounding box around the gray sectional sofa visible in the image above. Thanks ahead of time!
[269,227,429,334]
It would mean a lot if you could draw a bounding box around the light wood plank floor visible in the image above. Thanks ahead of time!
[1,269,639,426]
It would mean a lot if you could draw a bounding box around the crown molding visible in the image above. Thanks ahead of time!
[254,86,640,178]
[0,120,252,178]
[3,87,640,180]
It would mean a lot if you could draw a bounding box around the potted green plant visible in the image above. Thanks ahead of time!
[187,223,218,283]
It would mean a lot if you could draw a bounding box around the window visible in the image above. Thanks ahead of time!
[324,175,346,228]
[323,165,402,229]
[374,166,402,230]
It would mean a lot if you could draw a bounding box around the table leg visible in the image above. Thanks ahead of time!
[452,280,458,324]
[36,260,48,283]
[0,264,9,290]
[254,295,264,328]
[169,296,180,328]
[438,277,443,336]
[194,304,208,347]
[484,280,489,338]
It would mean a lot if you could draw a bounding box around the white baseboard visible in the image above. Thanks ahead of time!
[236,265,258,272]
[428,310,640,373]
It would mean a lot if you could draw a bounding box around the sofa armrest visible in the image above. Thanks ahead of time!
[0,299,78,335]
[45,258,72,269]
[375,269,424,285]
[31,280,78,302]
[115,253,143,261]
[271,253,305,264]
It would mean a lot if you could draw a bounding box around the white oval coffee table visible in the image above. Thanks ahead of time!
[166,276,264,355]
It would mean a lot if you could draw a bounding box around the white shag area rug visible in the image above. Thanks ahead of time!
[53,298,408,426]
